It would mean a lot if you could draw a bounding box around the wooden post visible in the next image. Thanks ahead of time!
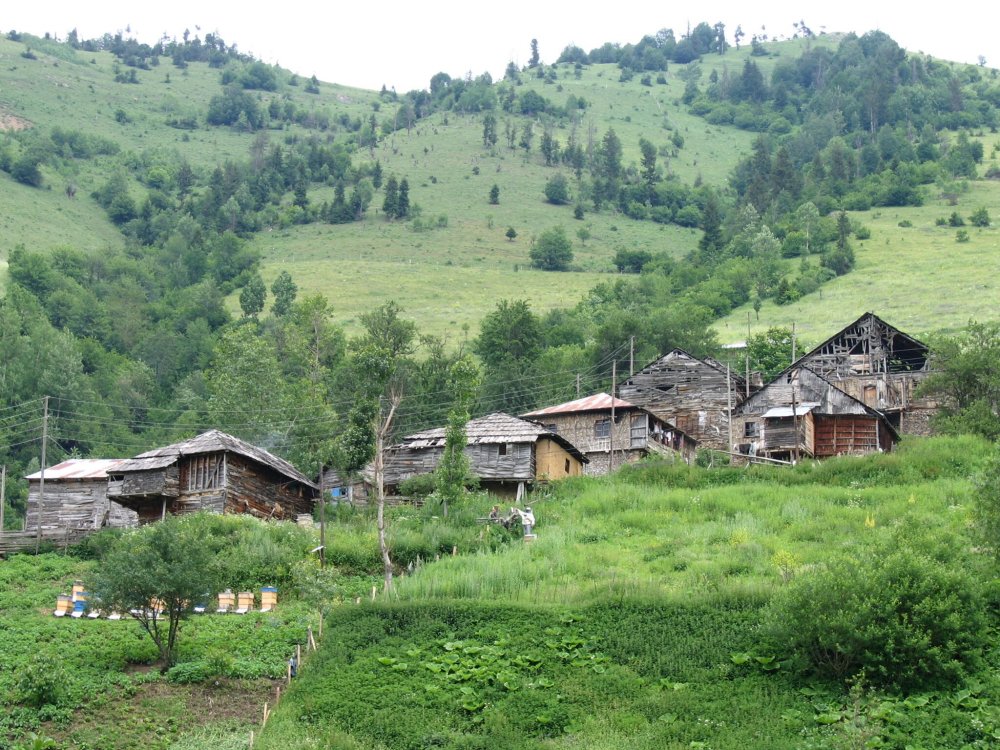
[250,731,254,749]
[629,336,635,377]
[726,365,733,457]
[34,396,49,555]
[318,612,323,639]
[576,373,580,398]
[262,702,269,726]
[319,464,326,569]
[297,644,301,665]
[791,384,800,464]
[791,322,797,364]
[745,313,751,399]
[609,360,616,472]
[1,464,6,539]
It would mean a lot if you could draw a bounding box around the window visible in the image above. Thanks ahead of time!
[498,443,509,457]
[594,418,611,438]
[544,423,558,433]
[564,458,571,473]
[744,422,760,438]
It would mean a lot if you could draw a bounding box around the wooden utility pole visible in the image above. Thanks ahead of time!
[374,390,401,592]
[576,373,581,398]
[726,365,733,456]
[1,464,6,540]
[609,361,616,471]
[791,322,797,363]
[629,336,635,377]
[745,312,751,398]
[319,461,326,569]
[34,396,49,555]
[791,384,800,464]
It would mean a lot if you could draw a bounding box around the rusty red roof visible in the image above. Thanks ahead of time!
[25,459,127,481]
[522,393,635,417]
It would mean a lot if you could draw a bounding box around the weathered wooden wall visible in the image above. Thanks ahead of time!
[25,482,138,532]
[220,454,314,519]
[620,352,743,450]
[108,466,179,501]
[813,415,884,456]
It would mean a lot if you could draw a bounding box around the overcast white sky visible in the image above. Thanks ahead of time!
[3,1,994,92]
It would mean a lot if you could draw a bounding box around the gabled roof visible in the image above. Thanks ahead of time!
[522,392,636,416]
[26,458,127,481]
[399,413,588,462]
[740,366,900,440]
[623,348,746,387]
[780,311,929,380]
[114,429,317,489]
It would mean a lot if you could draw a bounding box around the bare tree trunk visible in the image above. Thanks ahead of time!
[375,390,401,592]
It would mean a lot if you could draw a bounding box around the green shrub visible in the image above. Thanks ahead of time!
[764,543,986,691]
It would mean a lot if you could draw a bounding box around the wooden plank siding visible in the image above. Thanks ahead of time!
[736,366,897,461]
[780,312,935,435]
[619,350,746,450]
[26,482,138,533]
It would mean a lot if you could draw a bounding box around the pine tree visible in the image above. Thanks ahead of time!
[397,178,410,218]
[382,175,399,218]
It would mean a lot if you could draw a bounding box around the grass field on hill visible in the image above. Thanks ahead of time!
[715,158,1000,345]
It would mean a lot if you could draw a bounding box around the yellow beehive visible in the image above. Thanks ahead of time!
[71,581,86,602]
[237,591,255,611]
[217,590,235,612]
[149,598,166,614]
[55,594,73,615]
[261,587,278,610]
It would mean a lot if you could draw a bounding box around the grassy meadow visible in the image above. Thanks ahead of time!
[714,151,1000,345]
[4,437,1000,749]
[251,435,1000,750]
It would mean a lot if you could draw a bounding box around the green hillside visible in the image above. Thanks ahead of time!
[715,163,1000,344]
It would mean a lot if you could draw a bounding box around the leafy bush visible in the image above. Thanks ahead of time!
[764,543,986,691]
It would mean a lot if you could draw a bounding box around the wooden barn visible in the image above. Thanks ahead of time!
[734,367,898,462]
[380,413,587,499]
[107,430,317,524]
[618,349,749,450]
[784,312,933,435]
[522,393,696,474]
[24,459,138,535]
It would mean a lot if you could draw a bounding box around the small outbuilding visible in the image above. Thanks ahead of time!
[24,459,138,535]
[381,412,588,499]
[522,393,696,474]
[107,429,317,524]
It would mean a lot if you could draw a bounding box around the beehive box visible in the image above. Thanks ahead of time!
[261,587,278,610]
[237,591,255,611]
[217,590,236,611]
[55,594,73,615]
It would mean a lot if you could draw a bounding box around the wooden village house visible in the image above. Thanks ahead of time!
[522,393,696,474]
[372,413,588,500]
[24,459,138,536]
[734,366,898,462]
[780,312,933,435]
[618,349,749,450]
[107,430,317,524]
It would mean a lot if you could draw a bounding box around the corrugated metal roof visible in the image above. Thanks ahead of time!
[114,430,317,489]
[25,458,127,481]
[522,393,635,416]
[401,413,588,462]
[762,403,820,419]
